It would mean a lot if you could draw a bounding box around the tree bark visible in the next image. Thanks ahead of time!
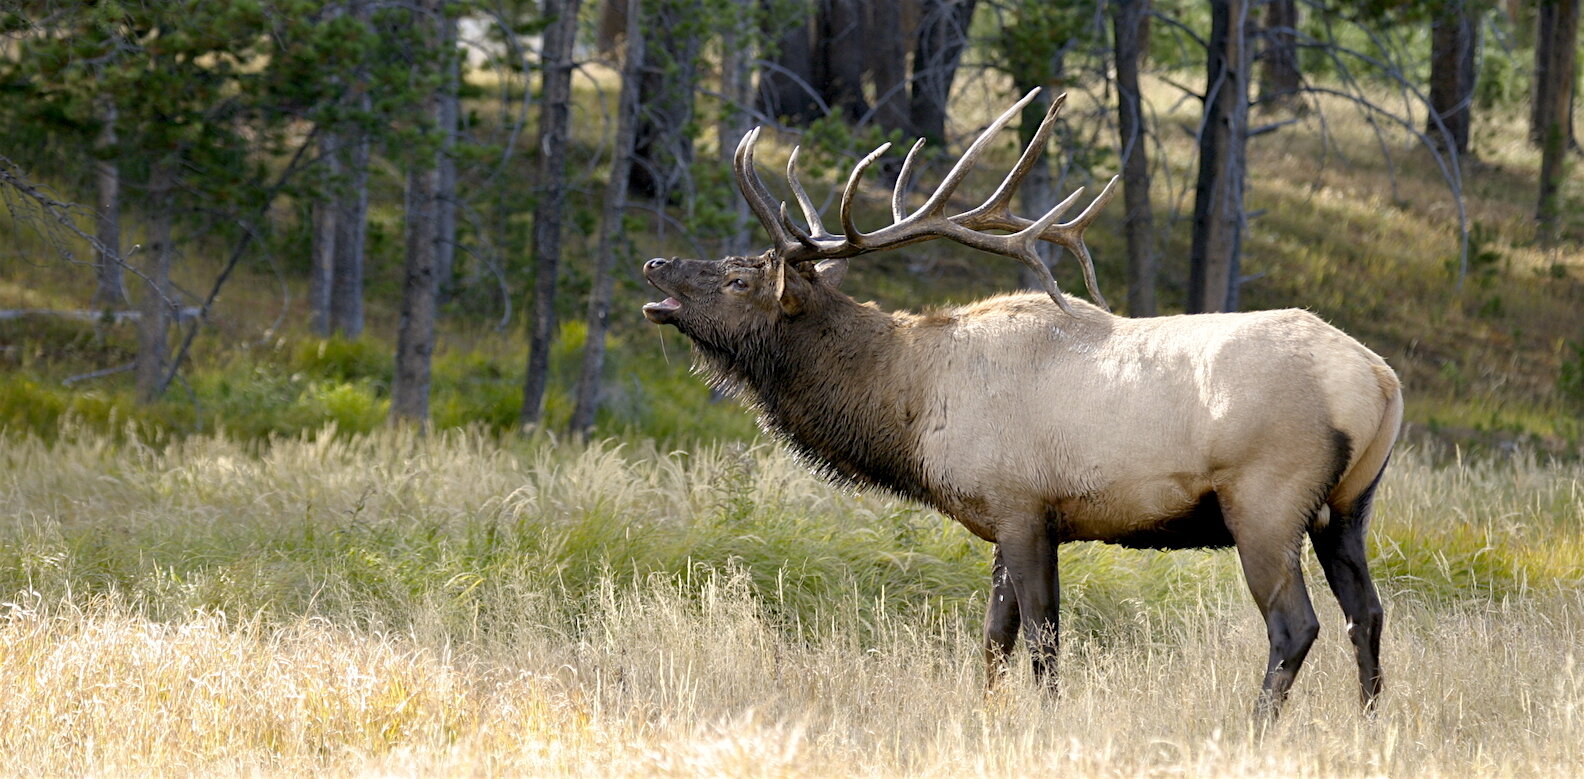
[309,129,339,336]
[135,160,176,404]
[91,96,125,308]
[1113,0,1157,317]
[1188,0,1249,314]
[433,9,460,302]
[628,0,701,202]
[909,0,978,145]
[1531,0,1579,150]
[717,0,756,257]
[1427,1,1477,156]
[816,0,869,120]
[391,0,453,426]
[520,0,583,427]
[866,0,913,133]
[1536,0,1579,240]
[757,0,820,125]
[1257,0,1301,110]
[329,124,370,337]
[329,0,372,338]
[571,0,645,438]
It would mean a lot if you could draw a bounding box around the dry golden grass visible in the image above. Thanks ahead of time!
[1,427,1582,776]
[2,573,1581,776]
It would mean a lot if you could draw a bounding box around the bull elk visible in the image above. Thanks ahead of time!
[641,89,1402,717]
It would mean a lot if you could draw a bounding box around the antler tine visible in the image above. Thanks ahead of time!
[901,88,1043,226]
[779,201,819,250]
[729,90,1117,314]
[786,146,837,243]
[734,127,801,259]
[891,138,927,222]
[838,142,892,250]
[959,92,1067,226]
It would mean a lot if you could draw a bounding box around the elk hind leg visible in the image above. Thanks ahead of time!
[1227,492,1320,719]
[1313,471,1388,710]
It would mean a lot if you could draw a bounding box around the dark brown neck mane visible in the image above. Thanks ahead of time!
[693,291,934,502]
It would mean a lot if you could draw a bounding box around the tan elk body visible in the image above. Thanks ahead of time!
[642,90,1402,716]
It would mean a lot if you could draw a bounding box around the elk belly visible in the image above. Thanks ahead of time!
[1053,475,1234,550]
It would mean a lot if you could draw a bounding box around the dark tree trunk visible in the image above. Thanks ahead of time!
[433,11,460,301]
[1012,53,1059,293]
[866,0,913,133]
[909,0,979,145]
[391,0,454,426]
[571,0,645,438]
[309,129,339,336]
[520,0,582,427]
[1113,0,1157,317]
[329,0,372,338]
[628,0,701,202]
[91,96,125,308]
[1257,0,1301,110]
[329,125,370,337]
[757,0,820,125]
[816,0,869,120]
[1532,0,1579,150]
[1536,0,1579,240]
[135,160,176,404]
[717,0,756,256]
[1427,1,1477,156]
[1188,0,1249,315]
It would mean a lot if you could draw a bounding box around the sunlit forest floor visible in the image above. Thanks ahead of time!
[1,428,1581,775]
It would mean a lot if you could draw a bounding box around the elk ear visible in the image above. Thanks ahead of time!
[774,258,809,315]
[813,259,848,289]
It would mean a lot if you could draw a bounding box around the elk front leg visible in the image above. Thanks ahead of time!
[983,545,1021,686]
[999,518,1061,689]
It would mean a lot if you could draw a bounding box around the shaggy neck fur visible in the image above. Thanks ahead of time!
[693,288,932,502]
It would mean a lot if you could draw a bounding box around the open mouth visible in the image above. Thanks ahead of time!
[642,297,682,324]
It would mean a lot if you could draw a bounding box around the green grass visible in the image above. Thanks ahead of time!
[1,426,1581,774]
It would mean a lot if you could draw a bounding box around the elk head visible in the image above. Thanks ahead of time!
[644,87,1119,328]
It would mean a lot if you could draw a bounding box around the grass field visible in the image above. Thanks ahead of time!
[2,426,1581,776]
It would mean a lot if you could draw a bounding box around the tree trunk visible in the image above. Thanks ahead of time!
[817,0,869,120]
[1113,0,1157,317]
[757,0,820,125]
[433,10,460,302]
[571,0,645,438]
[329,1,372,338]
[866,0,912,133]
[91,96,125,308]
[718,0,756,257]
[329,123,370,337]
[391,0,453,426]
[135,161,176,404]
[1427,1,1477,156]
[309,129,339,336]
[1536,0,1579,240]
[1532,0,1578,150]
[1188,0,1249,315]
[520,0,583,427]
[909,0,978,145]
[1257,0,1301,111]
[628,0,701,202]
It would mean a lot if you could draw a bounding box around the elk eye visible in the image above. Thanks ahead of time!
[726,278,750,292]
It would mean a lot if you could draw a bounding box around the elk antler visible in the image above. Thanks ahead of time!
[733,88,1118,315]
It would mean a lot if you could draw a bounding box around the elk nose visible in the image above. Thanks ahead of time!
[644,257,670,272]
